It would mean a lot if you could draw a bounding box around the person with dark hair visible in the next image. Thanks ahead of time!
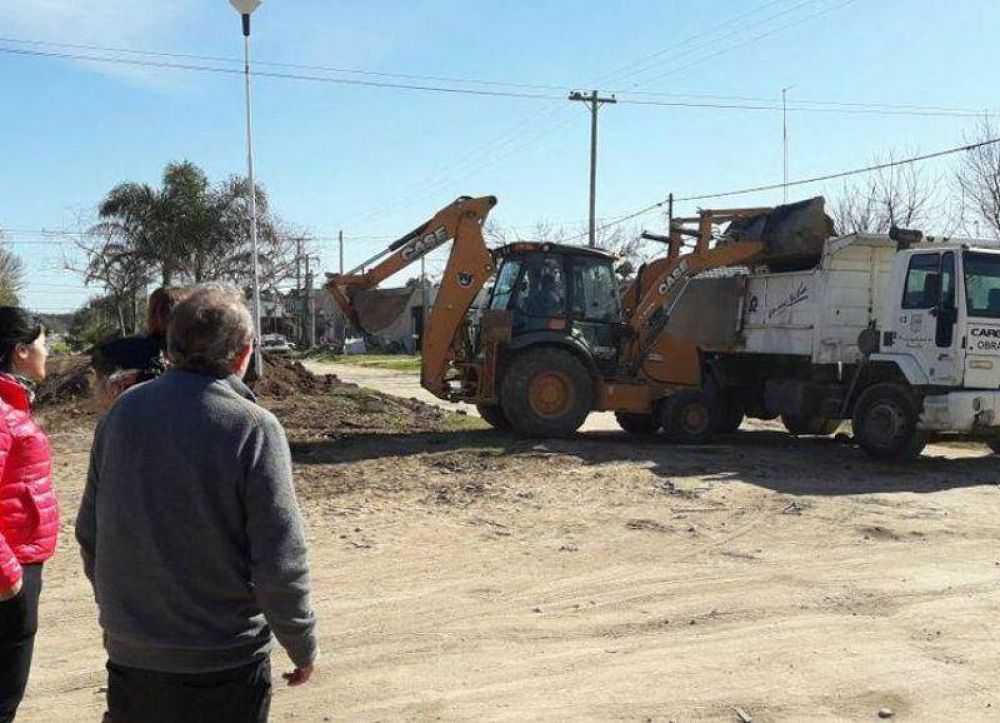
[77,286,317,722]
[0,307,59,722]
[91,286,191,413]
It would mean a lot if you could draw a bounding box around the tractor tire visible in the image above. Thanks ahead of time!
[781,413,841,436]
[716,400,746,434]
[616,411,661,435]
[500,347,593,438]
[477,404,512,432]
[661,391,717,444]
[852,383,928,461]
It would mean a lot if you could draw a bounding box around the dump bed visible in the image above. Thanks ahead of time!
[668,234,897,365]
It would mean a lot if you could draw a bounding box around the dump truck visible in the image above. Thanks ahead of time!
[661,208,1000,460]
[326,195,768,440]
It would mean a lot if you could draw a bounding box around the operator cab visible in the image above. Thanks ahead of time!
[486,242,624,375]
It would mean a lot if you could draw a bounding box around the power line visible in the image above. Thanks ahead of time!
[0,45,562,101]
[633,0,860,88]
[674,138,1000,202]
[563,136,1000,242]
[0,35,574,93]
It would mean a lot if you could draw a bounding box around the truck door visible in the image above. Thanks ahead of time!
[933,251,960,384]
[890,251,960,385]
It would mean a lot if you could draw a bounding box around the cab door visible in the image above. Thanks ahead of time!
[567,255,623,376]
[890,251,960,385]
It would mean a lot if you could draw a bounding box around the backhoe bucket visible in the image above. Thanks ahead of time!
[350,287,415,334]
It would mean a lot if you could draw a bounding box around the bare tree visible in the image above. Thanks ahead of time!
[0,231,25,306]
[66,227,151,335]
[955,117,1000,239]
[832,150,938,235]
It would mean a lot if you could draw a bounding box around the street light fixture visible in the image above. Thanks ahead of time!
[230,0,264,378]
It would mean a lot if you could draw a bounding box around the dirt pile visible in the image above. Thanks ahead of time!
[36,355,92,407]
[251,357,345,399]
[35,353,458,436]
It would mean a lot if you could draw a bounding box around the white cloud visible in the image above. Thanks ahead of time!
[0,0,200,86]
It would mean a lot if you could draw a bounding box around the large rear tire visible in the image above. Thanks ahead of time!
[852,383,928,461]
[500,348,593,438]
[616,412,660,435]
[781,413,841,436]
[661,391,717,444]
[477,404,512,432]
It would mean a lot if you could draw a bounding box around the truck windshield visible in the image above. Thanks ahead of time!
[963,251,1000,318]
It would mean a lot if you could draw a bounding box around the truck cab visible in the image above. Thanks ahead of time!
[874,245,1000,434]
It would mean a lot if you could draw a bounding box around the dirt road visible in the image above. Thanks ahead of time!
[19,384,1000,722]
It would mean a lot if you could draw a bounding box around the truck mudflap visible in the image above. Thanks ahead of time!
[919,392,1000,432]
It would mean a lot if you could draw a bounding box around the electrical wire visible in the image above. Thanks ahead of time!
[561,136,1000,242]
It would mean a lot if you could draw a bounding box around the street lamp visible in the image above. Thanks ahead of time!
[230,0,264,378]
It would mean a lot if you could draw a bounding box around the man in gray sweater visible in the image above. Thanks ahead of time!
[76,286,318,722]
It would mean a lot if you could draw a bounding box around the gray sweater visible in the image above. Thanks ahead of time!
[76,369,318,674]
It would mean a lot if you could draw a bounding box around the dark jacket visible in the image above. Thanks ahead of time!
[76,369,317,673]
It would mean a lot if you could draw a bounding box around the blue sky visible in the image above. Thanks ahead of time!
[1,0,996,313]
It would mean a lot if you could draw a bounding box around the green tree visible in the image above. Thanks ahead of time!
[86,160,300,290]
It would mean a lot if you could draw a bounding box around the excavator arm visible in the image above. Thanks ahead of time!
[326,195,498,398]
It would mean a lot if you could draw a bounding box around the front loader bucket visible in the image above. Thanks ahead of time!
[724,196,834,269]
[350,287,415,334]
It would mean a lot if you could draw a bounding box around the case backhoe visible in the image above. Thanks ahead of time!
[326,195,763,439]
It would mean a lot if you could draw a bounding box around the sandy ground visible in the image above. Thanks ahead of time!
[17,365,1000,722]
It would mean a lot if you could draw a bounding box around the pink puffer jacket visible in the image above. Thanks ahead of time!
[0,373,58,592]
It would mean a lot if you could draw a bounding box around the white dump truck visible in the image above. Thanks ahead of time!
[671,225,1000,460]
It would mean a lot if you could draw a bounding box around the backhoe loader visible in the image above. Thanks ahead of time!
[326,195,764,439]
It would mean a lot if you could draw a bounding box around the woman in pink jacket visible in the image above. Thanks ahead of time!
[0,308,57,722]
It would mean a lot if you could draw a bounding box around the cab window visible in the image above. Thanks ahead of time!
[570,257,620,323]
[963,251,1000,318]
[489,259,523,311]
[902,253,941,310]
[513,256,566,318]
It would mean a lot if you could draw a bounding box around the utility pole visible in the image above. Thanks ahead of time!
[303,254,320,349]
[338,230,344,274]
[295,237,303,344]
[782,85,795,204]
[569,89,617,247]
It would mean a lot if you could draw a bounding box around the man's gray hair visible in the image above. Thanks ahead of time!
[168,285,254,376]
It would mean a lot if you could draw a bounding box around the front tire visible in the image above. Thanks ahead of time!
[661,391,717,444]
[477,404,512,432]
[616,412,660,435]
[500,348,593,438]
[853,383,927,461]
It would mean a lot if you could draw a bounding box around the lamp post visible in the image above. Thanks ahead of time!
[231,0,264,378]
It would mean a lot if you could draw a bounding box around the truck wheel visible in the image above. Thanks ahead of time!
[616,412,660,435]
[500,348,593,438]
[716,400,745,434]
[781,414,841,436]
[661,391,717,444]
[476,404,512,432]
[852,383,928,461]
